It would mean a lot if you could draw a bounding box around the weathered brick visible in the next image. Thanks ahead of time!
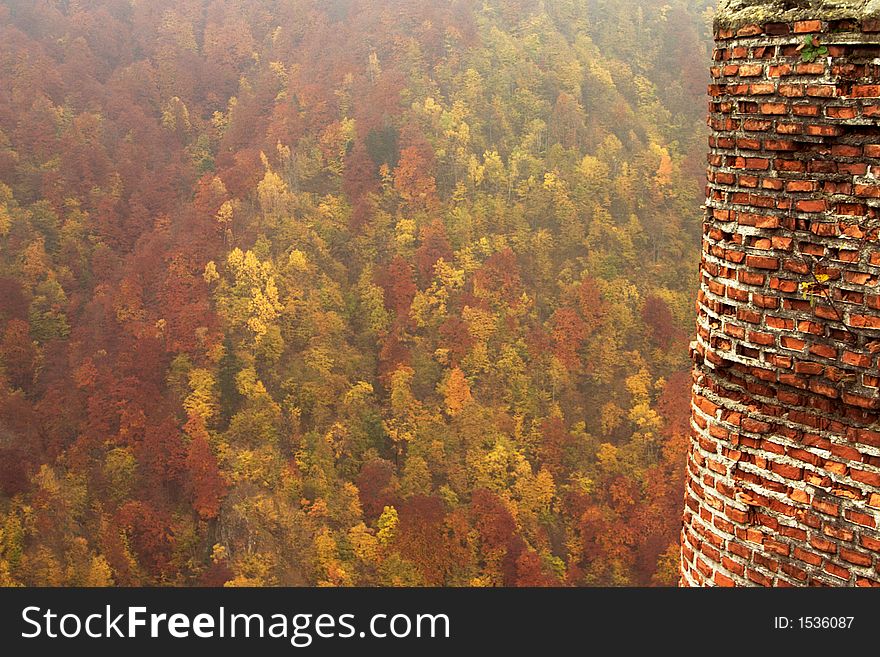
[832,144,862,158]
[840,548,873,567]
[686,21,880,590]
[811,498,839,517]
[806,85,835,98]
[769,64,792,77]
[827,106,858,119]
[739,64,764,77]
[795,62,825,76]
[793,20,822,33]
[850,468,880,487]
[793,547,823,566]
[760,102,787,115]
[824,562,850,581]
[852,85,880,98]
[796,199,827,213]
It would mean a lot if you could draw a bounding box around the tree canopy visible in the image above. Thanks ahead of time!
[0,0,712,587]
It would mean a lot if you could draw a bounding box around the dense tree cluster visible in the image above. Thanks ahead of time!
[0,0,712,586]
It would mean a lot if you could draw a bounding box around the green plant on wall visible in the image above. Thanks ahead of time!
[799,273,830,307]
[798,35,828,63]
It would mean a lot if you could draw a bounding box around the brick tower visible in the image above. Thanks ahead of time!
[682,0,880,586]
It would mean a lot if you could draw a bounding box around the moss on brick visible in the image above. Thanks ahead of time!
[715,0,880,30]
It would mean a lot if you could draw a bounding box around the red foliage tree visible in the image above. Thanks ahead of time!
[343,142,379,229]
[469,488,515,553]
[376,255,417,315]
[217,148,265,200]
[414,219,453,285]
[0,447,29,497]
[525,326,552,362]
[115,500,175,579]
[549,307,587,371]
[439,315,475,366]
[0,319,36,392]
[393,142,438,210]
[159,253,215,354]
[137,416,187,494]
[377,326,411,382]
[642,295,676,349]
[538,416,576,477]
[657,370,693,436]
[185,421,226,521]
[514,549,558,587]
[0,278,29,321]
[633,431,689,585]
[199,559,234,587]
[356,459,399,520]
[394,495,450,585]
[473,248,523,305]
[576,276,606,334]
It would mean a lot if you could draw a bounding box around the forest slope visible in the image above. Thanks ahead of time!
[0,0,712,586]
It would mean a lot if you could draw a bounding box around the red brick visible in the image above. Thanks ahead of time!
[807,124,844,137]
[771,462,803,481]
[794,547,823,566]
[840,548,873,567]
[792,104,820,117]
[739,64,764,77]
[786,180,816,193]
[778,84,803,97]
[782,563,808,582]
[746,255,779,270]
[827,106,858,119]
[852,85,880,98]
[776,159,805,172]
[861,535,880,552]
[810,535,837,553]
[811,498,839,517]
[737,137,761,150]
[796,199,827,213]
[842,351,871,368]
[780,336,805,351]
[795,63,824,76]
[850,315,880,330]
[806,85,835,98]
[793,20,822,33]
[824,562,850,581]
[760,103,787,115]
[743,118,772,132]
[769,64,791,77]
[714,571,736,586]
[832,144,862,158]
[846,509,876,529]
[764,139,796,151]
[789,488,810,504]
[764,23,790,36]
[855,184,880,198]
[850,468,880,487]
[747,569,773,586]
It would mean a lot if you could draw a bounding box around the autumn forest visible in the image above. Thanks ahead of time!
[0,0,713,587]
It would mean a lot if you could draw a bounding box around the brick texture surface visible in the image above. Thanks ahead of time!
[682,18,880,587]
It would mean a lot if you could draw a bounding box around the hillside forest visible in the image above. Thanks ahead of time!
[0,0,713,586]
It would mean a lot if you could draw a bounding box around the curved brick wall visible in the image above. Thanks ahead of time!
[681,12,880,586]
